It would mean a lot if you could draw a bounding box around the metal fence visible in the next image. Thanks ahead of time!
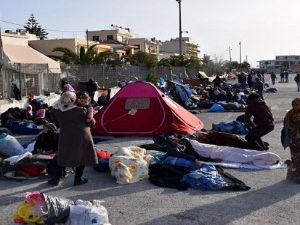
[0,63,200,100]
[0,63,61,100]
[60,64,200,89]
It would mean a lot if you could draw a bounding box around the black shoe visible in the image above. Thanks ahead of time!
[74,178,88,186]
[48,178,60,186]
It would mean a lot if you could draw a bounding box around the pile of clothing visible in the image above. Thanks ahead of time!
[142,133,282,191]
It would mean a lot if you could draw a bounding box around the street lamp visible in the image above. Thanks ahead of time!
[239,41,242,64]
[176,0,182,56]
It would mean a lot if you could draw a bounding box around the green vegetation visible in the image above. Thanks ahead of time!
[24,14,48,40]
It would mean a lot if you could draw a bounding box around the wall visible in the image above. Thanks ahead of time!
[29,39,76,57]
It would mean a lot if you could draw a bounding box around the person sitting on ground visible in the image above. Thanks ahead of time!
[285,97,300,183]
[212,75,222,88]
[233,89,246,104]
[20,105,33,120]
[244,93,274,151]
[32,123,59,155]
[215,90,227,102]
[97,93,109,106]
[225,87,234,102]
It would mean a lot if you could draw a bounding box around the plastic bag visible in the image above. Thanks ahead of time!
[43,194,74,225]
[12,192,46,224]
[0,133,25,157]
[68,200,110,225]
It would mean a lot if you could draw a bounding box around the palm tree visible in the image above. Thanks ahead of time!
[52,44,98,65]
[93,51,122,67]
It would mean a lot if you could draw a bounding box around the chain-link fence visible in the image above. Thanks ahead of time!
[0,63,200,100]
[0,63,61,100]
[60,64,200,89]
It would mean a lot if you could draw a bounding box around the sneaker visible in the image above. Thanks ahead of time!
[74,178,88,186]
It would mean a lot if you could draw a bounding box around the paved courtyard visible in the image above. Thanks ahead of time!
[1,77,300,225]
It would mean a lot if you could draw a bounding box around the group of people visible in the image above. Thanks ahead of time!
[3,74,300,187]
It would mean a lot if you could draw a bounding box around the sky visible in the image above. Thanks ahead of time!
[1,0,300,67]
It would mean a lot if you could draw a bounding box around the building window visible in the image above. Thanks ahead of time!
[107,35,114,41]
[92,36,99,41]
[135,45,140,50]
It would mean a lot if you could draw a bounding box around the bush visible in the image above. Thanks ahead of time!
[146,72,159,85]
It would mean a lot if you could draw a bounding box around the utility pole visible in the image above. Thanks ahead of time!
[86,29,89,48]
[176,0,183,56]
[239,41,242,64]
[227,46,232,62]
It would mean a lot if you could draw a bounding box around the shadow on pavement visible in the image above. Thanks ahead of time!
[140,180,300,225]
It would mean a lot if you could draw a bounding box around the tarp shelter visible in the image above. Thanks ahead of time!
[92,81,204,136]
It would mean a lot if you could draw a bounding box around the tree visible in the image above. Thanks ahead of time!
[127,51,158,68]
[203,56,227,75]
[52,44,124,67]
[52,44,98,65]
[158,55,203,69]
[24,14,48,39]
[93,51,122,67]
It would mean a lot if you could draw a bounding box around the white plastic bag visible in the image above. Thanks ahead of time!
[68,200,110,225]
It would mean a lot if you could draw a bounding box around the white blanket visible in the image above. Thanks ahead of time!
[188,139,281,166]
[109,146,153,184]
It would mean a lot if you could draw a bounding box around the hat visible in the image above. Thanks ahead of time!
[63,84,75,92]
[53,91,77,112]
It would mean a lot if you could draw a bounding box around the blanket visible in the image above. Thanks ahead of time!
[187,139,281,166]
[201,161,287,170]
[109,146,153,184]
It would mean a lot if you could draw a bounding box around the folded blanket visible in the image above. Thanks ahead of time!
[109,146,153,184]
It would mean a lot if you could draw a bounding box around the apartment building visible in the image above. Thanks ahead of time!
[87,27,134,44]
[128,38,160,57]
[160,37,200,58]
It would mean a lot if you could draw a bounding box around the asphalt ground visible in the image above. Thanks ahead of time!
[1,75,300,225]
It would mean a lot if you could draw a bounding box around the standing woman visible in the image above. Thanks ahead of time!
[48,91,97,186]
[285,97,300,183]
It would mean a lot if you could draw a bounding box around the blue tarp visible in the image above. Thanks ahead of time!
[207,104,225,112]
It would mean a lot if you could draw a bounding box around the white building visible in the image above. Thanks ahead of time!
[87,26,134,44]
[258,55,300,73]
